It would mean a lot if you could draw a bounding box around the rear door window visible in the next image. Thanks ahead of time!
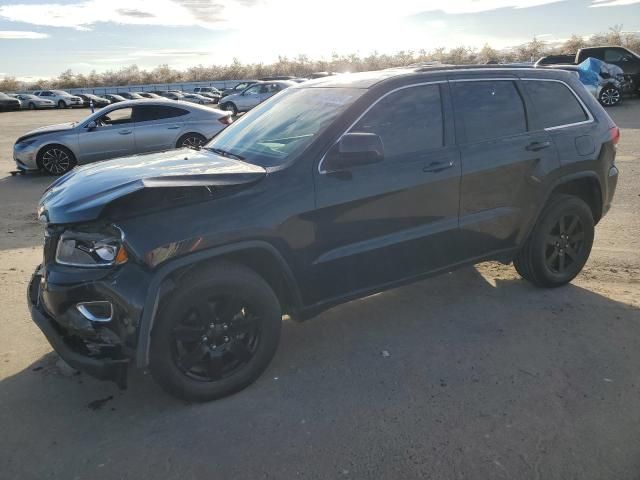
[134,105,189,122]
[349,84,444,160]
[524,80,588,129]
[452,80,527,143]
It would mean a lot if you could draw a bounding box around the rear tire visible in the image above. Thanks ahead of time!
[150,262,282,402]
[513,194,594,288]
[177,133,207,149]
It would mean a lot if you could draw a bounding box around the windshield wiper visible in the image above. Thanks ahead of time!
[207,147,245,160]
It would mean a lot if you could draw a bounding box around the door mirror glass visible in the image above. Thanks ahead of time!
[86,120,97,131]
[324,133,384,172]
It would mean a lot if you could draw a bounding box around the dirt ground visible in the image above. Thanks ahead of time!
[0,102,639,480]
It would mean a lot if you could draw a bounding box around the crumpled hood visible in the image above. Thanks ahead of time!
[39,148,266,224]
[16,122,76,143]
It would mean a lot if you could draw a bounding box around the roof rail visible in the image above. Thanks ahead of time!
[413,64,535,72]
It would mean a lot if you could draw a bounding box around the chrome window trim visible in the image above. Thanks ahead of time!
[317,80,446,174]
[317,76,594,174]
[521,77,594,130]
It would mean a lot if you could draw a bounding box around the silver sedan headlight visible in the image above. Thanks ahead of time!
[55,227,128,267]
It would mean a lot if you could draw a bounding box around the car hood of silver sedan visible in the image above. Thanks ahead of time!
[16,122,77,143]
[39,148,267,224]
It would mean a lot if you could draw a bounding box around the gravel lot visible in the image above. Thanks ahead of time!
[0,103,639,480]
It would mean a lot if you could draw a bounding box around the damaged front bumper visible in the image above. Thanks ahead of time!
[27,266,140,388]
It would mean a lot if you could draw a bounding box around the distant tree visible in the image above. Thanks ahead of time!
[0,76,20,92]
[517,36,548,62]
[477,43,499,64]
[560,34,586,54]
[16,27,639,90]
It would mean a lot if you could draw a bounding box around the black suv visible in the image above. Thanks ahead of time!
[29,66,620,401]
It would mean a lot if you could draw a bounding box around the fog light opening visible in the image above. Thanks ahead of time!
[76,301,113,323]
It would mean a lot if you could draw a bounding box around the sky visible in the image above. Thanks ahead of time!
[0,0,639,80]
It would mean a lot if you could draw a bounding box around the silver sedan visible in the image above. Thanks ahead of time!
[13,99,233,175]
[12,93,56,110]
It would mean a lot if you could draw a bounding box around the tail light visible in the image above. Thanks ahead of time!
[610,125,620,146]
[218,115,233,126]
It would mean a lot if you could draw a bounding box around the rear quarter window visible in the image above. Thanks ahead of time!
[452,80,528,143]
[524,80,588,129]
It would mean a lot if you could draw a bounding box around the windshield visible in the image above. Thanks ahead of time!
[205,87,363,167]
[52,90,70,96]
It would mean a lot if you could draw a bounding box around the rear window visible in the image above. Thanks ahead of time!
[524,80,587,128]
[134,105,189,122]
[452,80,527,143]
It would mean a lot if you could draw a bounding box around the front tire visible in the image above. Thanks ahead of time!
[150,262,282,402]
[57,100,66,109]
[599,86,621,107]
[38,145,76,175]
[28,102,36,110]
[514,194,594,288]
[220,102,238,116]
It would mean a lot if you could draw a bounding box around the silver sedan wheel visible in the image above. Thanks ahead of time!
[41,148,72,175]
[600,87,621,106]
[181,135,205,149]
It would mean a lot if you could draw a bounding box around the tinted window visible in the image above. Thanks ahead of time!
[350,84,443,160]
[453,81,527,143]
[524,80,587,128]
[604,48,632,62]
[134,105,189,122]
[98,107,133,125]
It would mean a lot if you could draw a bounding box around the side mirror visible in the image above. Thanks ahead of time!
[86,121,97,131]
[323,133,384,172]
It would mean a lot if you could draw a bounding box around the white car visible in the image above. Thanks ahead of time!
[182,93,214,105]
[11,93,55,109]
[32,90,83,109]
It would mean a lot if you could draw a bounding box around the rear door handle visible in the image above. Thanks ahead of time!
[423,160,454,173]
[118,129,132,135]
[525,141,551,152]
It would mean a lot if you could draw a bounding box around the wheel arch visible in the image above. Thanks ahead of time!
[35,142,78,170]
[517,171,603,247]
[547,172,603,224]
[135,240,303,367]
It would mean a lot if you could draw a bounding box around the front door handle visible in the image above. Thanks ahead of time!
[423,160,454,173]
[167,125,180,130]
[118,129,132,135]
[525,141,551,152]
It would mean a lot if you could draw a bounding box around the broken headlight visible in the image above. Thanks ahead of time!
[55,227,128,268]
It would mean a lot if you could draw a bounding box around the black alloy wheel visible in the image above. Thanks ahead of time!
[543,213,586,274]
[171,295,260,382]
[513,194,594,288]
[150,262,282,401]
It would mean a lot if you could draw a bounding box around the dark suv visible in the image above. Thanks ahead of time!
[29,66,620,401]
